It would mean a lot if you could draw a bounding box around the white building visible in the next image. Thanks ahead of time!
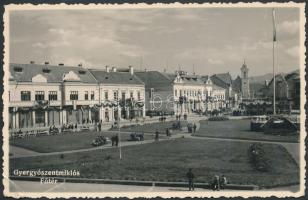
[8,63,145,131]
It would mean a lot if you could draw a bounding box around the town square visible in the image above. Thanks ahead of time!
[3,3,305,198]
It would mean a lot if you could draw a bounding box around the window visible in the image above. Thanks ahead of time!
[14,67,23,72]
[174,89,177,97]
[137,91,141,101]
[150,88,154,98]
[42,68,51,73]
[21,91,31,101]
[180,90,183,96]
[48,91,57,101]
[121,92,126,100]
[91,91,95,100]
[104,91,108,100]
[85,91,89,100]
[130,91,134,99]
[70,91,78,100]
[113,91,118,101]
[35,91,45,101]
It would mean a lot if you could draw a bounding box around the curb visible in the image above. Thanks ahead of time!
[10,176,259,190]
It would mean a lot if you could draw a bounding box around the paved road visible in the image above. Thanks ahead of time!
[9,180,299,193]
[9,180,206,193]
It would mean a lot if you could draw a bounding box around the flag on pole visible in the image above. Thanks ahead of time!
[272,8,277,42]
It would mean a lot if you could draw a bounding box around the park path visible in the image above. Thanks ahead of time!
[10,131,184,159]
[10,117,300,165]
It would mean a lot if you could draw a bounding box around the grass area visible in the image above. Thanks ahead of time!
[10,138,299,187]
[10,131,161,153]
[113,120,188,133]
[195,119,299,143]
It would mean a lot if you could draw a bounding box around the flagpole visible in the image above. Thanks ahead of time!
[273,35,276,115]
[272,8,276,115]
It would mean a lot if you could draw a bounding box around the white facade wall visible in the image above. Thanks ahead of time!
[9,82,62,107]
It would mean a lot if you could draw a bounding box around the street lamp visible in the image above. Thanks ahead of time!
[117,89,122,160]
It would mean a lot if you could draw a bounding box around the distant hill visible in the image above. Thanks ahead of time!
[249,69,299,84]
[249,73,273,84]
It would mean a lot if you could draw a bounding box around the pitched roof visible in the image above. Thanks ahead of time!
[232,76,242,92]
[284,69,300,81]
[10,63,97,84]
[89,69,144,85]
[212,73,232,85]
[212,84,225,91]
[210,75,230,89]
[135,71,174,89]
[179,75,204,85]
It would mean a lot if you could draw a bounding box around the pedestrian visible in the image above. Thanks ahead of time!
[98,122,102,132]
[219,175,227,190]
[155,129,159,141]
[115,135,119,146]
[193,123,197,133]
[186,168,195,191]
[166,128,169,137]
[211,175,220,191]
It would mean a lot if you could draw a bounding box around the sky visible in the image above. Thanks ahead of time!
[9,7,300,77]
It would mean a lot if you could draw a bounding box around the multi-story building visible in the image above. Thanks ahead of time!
[9,62,145,131]
[134,70,174,115]
[136,70,227,116]
[89,66,145,122]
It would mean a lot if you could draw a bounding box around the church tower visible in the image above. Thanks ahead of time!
[241,60,250,99]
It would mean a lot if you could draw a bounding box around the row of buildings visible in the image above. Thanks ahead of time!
[8,61,300,130]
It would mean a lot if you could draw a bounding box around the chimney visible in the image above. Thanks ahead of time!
[106,65,110,73]
[44,61,49,65]
[58,63,64,66]
[112,67,117,72]
[129,66,134,75]
[30,61,35,64]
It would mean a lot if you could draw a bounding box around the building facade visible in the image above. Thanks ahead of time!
[9,63,145,131]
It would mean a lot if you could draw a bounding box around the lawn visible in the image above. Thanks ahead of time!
[10,138,299,187]
[195,119,299,143]
[112,120,188,133]
[10,131,162,153]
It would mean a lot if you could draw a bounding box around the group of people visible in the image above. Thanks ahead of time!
[49,125,59,134]
[211,174,227,191]
[186,169,228,191]
[61,123,77,131]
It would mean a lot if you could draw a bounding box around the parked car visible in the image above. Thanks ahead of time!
[92,136,110,146]
[129,133,144,141]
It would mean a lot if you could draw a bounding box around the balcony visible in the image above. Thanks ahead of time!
[64,100,99,106]
[9,100,61,108]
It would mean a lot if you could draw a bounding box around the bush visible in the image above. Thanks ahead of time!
[208,116,229,121]
[248,143,271,172]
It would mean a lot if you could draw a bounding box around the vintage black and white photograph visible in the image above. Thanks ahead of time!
[3,3,305,198]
